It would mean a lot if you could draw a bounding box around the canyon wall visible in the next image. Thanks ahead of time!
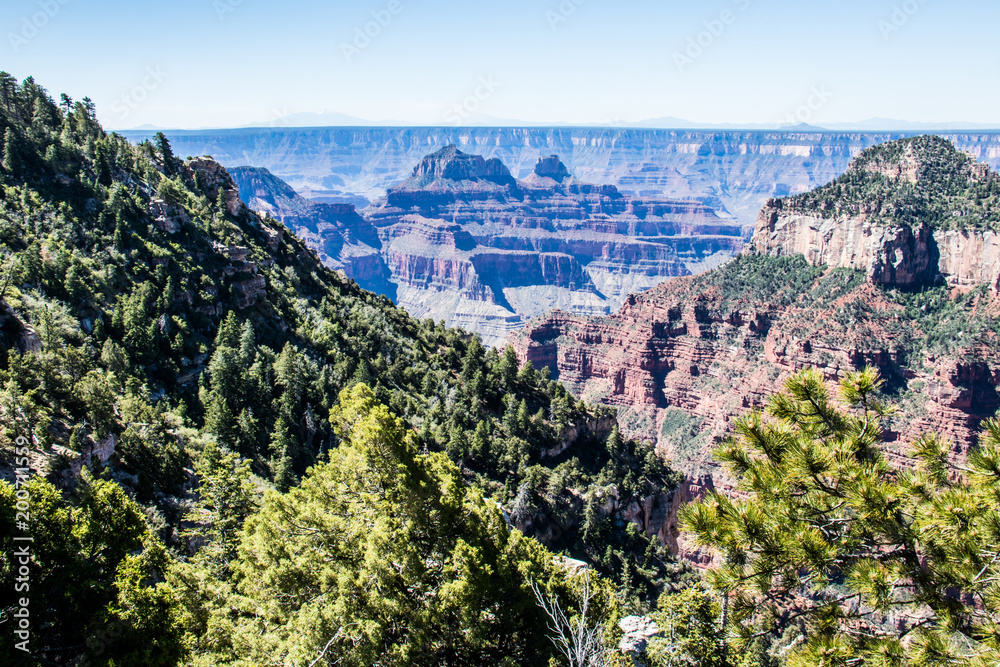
[511,136,1000,559]
[123,127,1000,228]
[750,206,1000,290]
[235,148,747,345]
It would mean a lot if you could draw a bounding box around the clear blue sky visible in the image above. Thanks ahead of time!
[2,0,997,129]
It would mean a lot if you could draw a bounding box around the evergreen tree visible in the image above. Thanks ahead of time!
[498,345,519,387]
[194,385,576,666]
[606,424,622,455]
[65,261,86,303]
[154,131,177,175]
[0,474,185,666]
[683,368,1000,666]
[2,127,19,174]
[191,441,256,568]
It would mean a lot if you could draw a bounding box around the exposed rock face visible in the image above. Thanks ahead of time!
[531,154,571,182]
[148,198,191,234]
[366,147,745,345]
[750,205,1000,290]
[0,299,41,354]
[187,157,245,217]
[619,616,661,655]
[394,145,518,194]
[749,136,1000,290]
[750,209,935,286]
[232,274,267,309]
[512,266,1000,537]
[62,434,117,478]
[235,149,746,345]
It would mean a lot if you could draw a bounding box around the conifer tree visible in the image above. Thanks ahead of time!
[154,131,177,175]
[2,127,19,174]
[201,384,576,666]
[498,345,519,387]
[683,367,1000,666]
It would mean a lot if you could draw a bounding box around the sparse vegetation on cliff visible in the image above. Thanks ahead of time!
[780,135,1000,231]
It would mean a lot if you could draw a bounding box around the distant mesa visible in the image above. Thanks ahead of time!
[398,145,517,190]
[234,146,747,345]
[532,155,571,182]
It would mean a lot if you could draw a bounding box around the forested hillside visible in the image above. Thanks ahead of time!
[0,74,677,665]
[4,73,997,667]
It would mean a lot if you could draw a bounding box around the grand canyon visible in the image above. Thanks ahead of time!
[122,126,1000,227]
[512,137,1000,532]
[229,146,745,344]
[10,0,1000,662]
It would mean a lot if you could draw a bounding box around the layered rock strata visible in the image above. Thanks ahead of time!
[235,147,747,345]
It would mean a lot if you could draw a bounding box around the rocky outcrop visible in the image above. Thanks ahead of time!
[933,229,1000,289]
[187,157,245,217]
[391,144,518,197]
[362,148,747,344]
[748,137,1000,290]
[0,299,41,354]
[531,154,571,183]
[619,616,661,655]
[63,434,117,478]
[148,198,191,234]
[232,274,267,309]
[750,205,1000,289]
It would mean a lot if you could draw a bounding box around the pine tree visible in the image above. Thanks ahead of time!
[516,398,530,434]
[497,345,519,387]
[683,367,1000,666]
[2,127,19,174]
[517,359,536,384]
[606,424,622,456]
[206,384,578,666]
[154,131,176,175]
[65,262,86,303]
